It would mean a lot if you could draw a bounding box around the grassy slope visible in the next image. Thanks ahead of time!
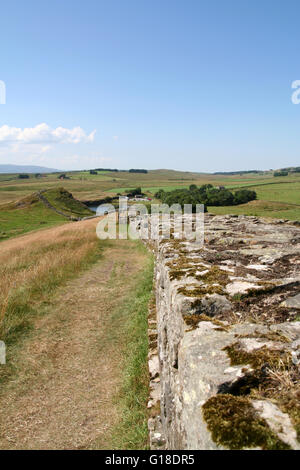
[43,187,93,217]
[0,199,66,240]
[0,188,93,241]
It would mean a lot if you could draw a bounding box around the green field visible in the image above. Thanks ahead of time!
[0,188,93,241]
[208,178,300,220]
[0,201,66,241]
[0,169,282,204]
[0,169,299,240]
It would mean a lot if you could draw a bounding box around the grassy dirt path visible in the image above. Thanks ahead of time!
[0,238,151,450]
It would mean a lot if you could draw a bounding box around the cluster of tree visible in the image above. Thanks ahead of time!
[58,173,70,180]
[274,171,288,177]
[95,168,119,172]
[154,184,256,211]
[88,168,148,173]
[126,187,143,197]
[18,174,29,179]
[213,170,263,175]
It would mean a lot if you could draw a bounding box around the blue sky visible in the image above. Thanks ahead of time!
[0,0,300,172]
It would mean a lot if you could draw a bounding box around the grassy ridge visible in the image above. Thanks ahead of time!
[0,188,93,241]
[41,187,93,217]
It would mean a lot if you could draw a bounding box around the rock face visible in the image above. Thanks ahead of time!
[149,214,300,450]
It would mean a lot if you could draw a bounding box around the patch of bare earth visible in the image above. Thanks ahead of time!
[0,239,148,450]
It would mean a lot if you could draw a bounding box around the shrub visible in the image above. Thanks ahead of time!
[127,187,142,197]
[234,189,257,205]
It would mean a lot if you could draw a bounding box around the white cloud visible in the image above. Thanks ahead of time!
[0,123,96,144]
[0,140,113,170]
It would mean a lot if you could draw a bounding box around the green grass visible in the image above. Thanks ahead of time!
[253,181,300,205]
[209,199,300,220]
[0,200,67,240]
[0,188,93,241]
[107,184,192,194]
[69,170,121,181]
[209,178,300,220]
[43,187,93,217]
[109,245,154,450]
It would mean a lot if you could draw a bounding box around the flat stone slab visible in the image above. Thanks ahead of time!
[226,281,261,296]
[281,293,300,309]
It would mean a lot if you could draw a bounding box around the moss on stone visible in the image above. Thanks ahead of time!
[183,313,229,331]
[169,269,189,280]
[169,267,209,281]
[166,257,205,270]
[241,281,277,298]
[196,266,229,285]
[222,341,300,443]
[280,392,300,441]
[235,331,291,344]
[167,257,210,281]
[168,261,229,285]
[178,284,224,298]
[223,342,292,369]
[202,394,290,450]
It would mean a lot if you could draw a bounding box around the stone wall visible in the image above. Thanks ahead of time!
[148,214,300,450]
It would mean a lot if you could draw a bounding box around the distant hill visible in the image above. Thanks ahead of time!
[0,164,61,174]
[279,166,300,173]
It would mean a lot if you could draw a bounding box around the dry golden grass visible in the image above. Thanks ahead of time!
[0,218,102,351]
[0,234,152,449]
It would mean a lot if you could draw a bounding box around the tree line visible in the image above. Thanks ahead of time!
[92,168,148,173]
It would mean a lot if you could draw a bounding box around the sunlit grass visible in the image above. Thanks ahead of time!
[0,219,102,383]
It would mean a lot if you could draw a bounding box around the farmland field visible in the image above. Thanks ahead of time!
[0,170,299,237]
[208,176,300,220]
